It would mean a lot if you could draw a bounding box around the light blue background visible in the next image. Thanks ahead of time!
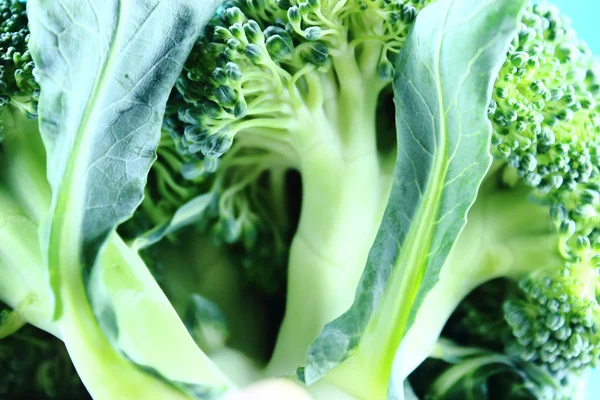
[552,1,600,398]
[552,0,599,53]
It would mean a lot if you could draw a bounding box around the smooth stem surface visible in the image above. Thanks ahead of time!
[399,185,558,379]
[324,184,559,399]
[267,75,390,375]
[0,188,57,336]
[0,112,56,335]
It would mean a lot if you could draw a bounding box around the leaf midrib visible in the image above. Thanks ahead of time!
[365,0,454,375]
[48,2,124,317]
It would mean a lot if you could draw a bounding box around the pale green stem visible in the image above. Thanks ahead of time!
[0,110,235,399]
[323,184,561,399]
[267,63,389,374]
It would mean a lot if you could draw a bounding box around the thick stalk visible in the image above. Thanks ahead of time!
[398,186,559,379]
[0,112,56,335]
[322,184,560,399]
[267,149,385,375]
[267,56,390,374]
[0,188,57,336]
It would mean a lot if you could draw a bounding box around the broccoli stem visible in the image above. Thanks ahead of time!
[0,110,56,336]
[397,183,561,379]
[313,182,560,399]
[0,188,57,337]
[267,153,387,375]
[267,54,392,375]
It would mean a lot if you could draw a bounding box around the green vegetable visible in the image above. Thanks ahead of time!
[2,0,233,398]
[401,2,600,385]
[2,0,600,399]
[0,0,37,122]
[302,1,527,397]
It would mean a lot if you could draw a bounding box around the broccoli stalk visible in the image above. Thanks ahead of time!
[0,109,56,336]
[401,179,561,378]
[267,54,395,374]
[167,0,429,376]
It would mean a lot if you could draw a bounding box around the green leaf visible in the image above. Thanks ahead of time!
[131,193,215,250]
[303,0,527,396]
[27,0,230,398]
[28,0,218,303]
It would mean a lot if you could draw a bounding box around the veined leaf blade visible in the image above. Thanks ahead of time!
[303,0,527,395]
[27,1,229,398]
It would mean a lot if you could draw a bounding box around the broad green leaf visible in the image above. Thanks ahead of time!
[27,0,230,398]
[303,0,527,397]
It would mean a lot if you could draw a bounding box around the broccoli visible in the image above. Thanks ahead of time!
[400,0,600,385]
[164,0,433,375]
[0,0,37,121]
[2,0,600,398]
[156,0,600,397]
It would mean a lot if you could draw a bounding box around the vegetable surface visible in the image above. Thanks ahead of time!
[2,0,600,399]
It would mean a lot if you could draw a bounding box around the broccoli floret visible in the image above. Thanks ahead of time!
[503,257,600,373]
[409,336,585,400]
[170,0,428,159]
[403,1,600,383]
[490,3,600,374]
[121,110,294,296]
[490,3,600,195]
[0,0,37,121]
